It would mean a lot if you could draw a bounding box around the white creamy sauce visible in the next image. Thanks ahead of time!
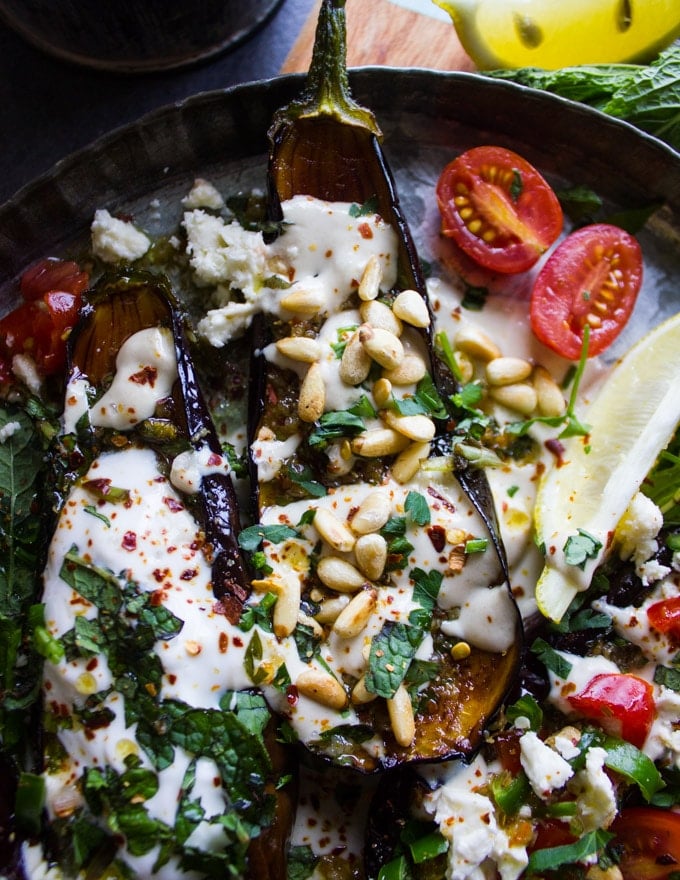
[36,186,678,879]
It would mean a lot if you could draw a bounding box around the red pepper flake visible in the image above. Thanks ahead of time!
[358,222,373,239]
[163,496,184,512]
[180,569,197,581]
[167,673,177,685]
[129,365,158,386]
[233,635,244,648]
[122,531,137,551]
[266,383,278,405]
[545,437,566,465]
[153,569,167,583]
[219,632,229,653]
[426,525,446,553]
[427,486,456,514]
[286,685,299,706]
[150,589,165,606]
[207,452,223,467]
[86,657,98,672]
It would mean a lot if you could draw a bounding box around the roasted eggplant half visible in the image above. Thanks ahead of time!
[27,269,292,880]
[245,0,522,773]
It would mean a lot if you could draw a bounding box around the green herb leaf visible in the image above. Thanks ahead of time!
[527,829,613,873]
[366,622,422,699]
[563,529,603,569]
[531,637,573,679]
[506,693,543,731]
[237,523,298,552]
[405,491,431,526]
[410,567,442,612]
[654,663,680,693]
[307,410,366,448]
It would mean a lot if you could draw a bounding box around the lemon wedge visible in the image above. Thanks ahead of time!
[534,312,680,623]
[433,0,680,69]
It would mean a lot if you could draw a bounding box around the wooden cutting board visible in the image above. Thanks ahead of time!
[281,0,475,72]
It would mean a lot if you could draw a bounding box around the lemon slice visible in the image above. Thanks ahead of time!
[534,312,680,623]
[434,0,680,69]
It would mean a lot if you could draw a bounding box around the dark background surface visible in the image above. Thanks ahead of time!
[0,0,315,207]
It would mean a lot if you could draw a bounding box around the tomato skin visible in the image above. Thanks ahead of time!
[647,596,680,641]
[436,145,563,274]
[566,672,655,748]
[530,223,643,360]
[20,257,88,302]
[610,808,680,880]
[0,259,86,378]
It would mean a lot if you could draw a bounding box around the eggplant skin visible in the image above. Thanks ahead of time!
[67,268,250,618]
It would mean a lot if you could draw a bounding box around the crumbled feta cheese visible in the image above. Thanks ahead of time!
[645,685,680,769]
[428,757,528,880]
[0,419,22,442]
[183,209,268,290]
[616,491,664,581]
[182,177,225,210]
[91,208,151,263]
[569,746,617,831]
[519,730,574,798]
[11,353,42,392]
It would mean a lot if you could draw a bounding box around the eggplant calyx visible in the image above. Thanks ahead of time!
[270,0,381,137]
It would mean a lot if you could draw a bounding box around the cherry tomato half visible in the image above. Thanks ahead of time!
[566,672,655,748]
[610,808,680,880]
[647,596,680,642]
[530,223,643,360]
[0,258,87,378]
[436,145,563,274]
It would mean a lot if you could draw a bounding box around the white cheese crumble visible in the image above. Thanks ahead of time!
[0,419,22,442]
[90,208,151,263]
[427,756,528,880]
[11,352,42,392]
[615,491,668,584]
[519,730,574,798]
[568,746,617,831]
[170,443,231,494]
[181,177,225,210]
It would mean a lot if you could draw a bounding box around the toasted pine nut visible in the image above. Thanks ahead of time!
[392,440,431,484]
[351,489,392,535]
[455,325,501,361]
[317,556,366,592]
[372,377,392,408]
[359,324,404,370]
[351,676,378,705]
[383,353,427,386]
[252,575,302,638]
[333,588,378,638]
[296,668,348,710]
[314,594,351,624]
[359,300,403,337]
[339,331,372,386]
[490,382,537,415]
[351,428,410,458]
[533,365,566,417]
[392,289,430,328]
[298,612,325,639]
[384,411,436,442]
[453,350,474,383]
[314,508,356,553]
[358,254,382,302]
[275,335,321,363]
[354,533,388,580]
[280,288,325,315]
[485,356,533,387]
[387,684,416,747]
[450,641,471,660]
[298,363,326,423]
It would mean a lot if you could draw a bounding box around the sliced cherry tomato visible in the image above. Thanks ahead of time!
[20,257,89,302]
[647,596,680,641]
[436,145,563,274]
[610,808,680,880]
[566,672,655,748]
[530,223,643,360]
[528,817,577,854]
[0,258,86,378]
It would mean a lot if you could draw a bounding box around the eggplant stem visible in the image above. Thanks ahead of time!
[273,0,381,136]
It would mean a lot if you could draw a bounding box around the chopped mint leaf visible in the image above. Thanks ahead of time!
[237,523,298,552]
[563,528,603,569]
[405,491,430,526]
[366,621,424,699]
[531,638,573,679]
